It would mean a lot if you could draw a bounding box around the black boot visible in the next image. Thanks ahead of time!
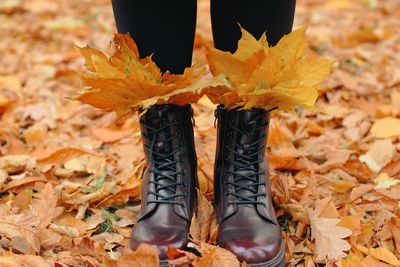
[130,104,198,266]
[214,105,285,267]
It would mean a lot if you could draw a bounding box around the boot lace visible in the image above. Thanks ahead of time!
[225,113,267,207]
[141,115,185,206]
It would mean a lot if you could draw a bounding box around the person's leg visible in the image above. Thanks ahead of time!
[211,0,296,52]
[211,1,296,266]
[112,0,197,73]
[111,2,198,265]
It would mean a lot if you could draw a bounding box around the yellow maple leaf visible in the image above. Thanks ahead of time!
[75,34,228,118]
[206,26,334,111]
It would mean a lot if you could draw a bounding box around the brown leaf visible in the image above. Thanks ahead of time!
[348,184,374,202]
[92,126,133,143]
[282,204,310,223]
[167,247,197,266]
[189,189,216,242]
[30,183,59,228]
[308,201,352,261]
[359,139,394,173]
[0,209,40,254]
[2,176,47,192]
[389,218,400,254]
[36,147,100,166]
[338,212,363,238]
[38,228,62,250]
[11,190,32,210]
[117,244,159,267]
[0,254,52,267]
[192,242,240,267]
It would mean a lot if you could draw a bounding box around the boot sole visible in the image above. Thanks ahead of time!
[160,260,168,267]
[159,242,285,267]
[247,241,286,267]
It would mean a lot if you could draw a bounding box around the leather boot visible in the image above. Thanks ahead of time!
[131,104,198,266]
[214,105,285,267]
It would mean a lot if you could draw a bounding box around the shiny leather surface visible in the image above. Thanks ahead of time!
[214,106,283,264]
[130,104,198,259]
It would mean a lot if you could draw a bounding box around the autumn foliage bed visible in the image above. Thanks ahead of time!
[1,0,400,266]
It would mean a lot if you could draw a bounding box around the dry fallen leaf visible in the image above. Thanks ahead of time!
[0,208,40,254]
[308,200,352,261]
[189,189,216,242]
[192,242,240,267]
[167,247,198,266]
[359,139,394,172]
[117,244,159,267]
[30,183,59,229]
[342,253,369,267]
[368,246,400,266]
[0,254,52,267]
[370,117,400,138]
[374,173,400,189]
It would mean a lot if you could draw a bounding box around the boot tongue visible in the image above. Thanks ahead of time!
[234,110,264,201]
[148,106,173,154]
[146,105,179,200]
[237,111,261,154]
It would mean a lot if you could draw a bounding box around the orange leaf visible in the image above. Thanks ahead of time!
[167,247,197,266]
[76,34,227,118]
[192,242,240,267]
[92,126,133,143]
[368,247,400,266]
[189,189,216,242]
[36,147,100,165]
[30,183,59,228]
[117,244,159,267]
[308,199,352,261]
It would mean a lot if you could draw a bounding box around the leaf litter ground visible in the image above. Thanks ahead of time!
[1,0,400,266]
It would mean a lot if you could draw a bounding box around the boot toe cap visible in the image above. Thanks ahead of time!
[218,225,283,264]
[130,222,189,260]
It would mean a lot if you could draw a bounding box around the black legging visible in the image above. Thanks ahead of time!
[111,0,296,74]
